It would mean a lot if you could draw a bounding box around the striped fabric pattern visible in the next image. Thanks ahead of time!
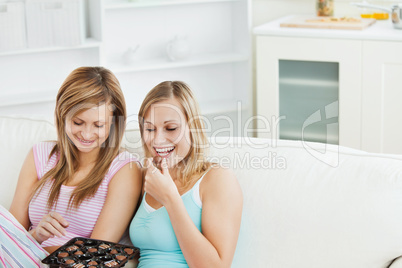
[0,142,139,267]
[29,142,139,248]
[0,205,48,268]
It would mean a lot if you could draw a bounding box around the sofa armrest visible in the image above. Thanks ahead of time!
[389,256,402,268]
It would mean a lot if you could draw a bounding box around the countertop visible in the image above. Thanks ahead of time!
[253,15,402,41]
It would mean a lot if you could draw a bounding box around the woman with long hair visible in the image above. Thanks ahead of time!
[0,67,142,267]
[130,81,243,267]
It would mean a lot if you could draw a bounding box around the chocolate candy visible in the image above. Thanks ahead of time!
[41,237,138,268]
[74,251,84,256]
[88,247,97,253]
[116,255,126,261]
[65,259,75,264]
[105,260,119,267]
[99,243,110,249]
[74,240,84,245]
[124,248,134,255]
[57,252,68,258]
[66,245,79,252]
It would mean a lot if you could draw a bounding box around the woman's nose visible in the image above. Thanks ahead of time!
[153,130,166,144]
[81,126,94,140]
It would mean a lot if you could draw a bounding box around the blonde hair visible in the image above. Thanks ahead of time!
[33,66,127,210]
[138,81,211,188]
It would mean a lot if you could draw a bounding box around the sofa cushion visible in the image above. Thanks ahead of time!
[0,116,57,209]
[209,137,402,268]
[122,128,143,159]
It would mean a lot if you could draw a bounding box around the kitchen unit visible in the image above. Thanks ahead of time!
[0,0,252,136]
[254,15,402,154]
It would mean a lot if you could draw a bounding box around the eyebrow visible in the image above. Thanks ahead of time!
[74,117,106,123]
[144,120,179,124]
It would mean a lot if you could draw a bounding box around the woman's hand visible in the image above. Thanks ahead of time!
[30,211,69,244]
[144,158,179,206]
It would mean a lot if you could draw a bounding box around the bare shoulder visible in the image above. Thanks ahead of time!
[109,160,142,186]
[200,165,242,199]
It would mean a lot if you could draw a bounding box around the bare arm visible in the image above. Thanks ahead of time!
[168,167,242,268]
[9,148,39,230]
[145,161,243,268]
[10,148,69,250]
[90,161,142,243]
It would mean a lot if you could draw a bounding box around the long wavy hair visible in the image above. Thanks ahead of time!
[138,81,211,189]
[32,67,127,210]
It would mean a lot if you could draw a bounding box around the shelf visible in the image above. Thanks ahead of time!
[0,38,101,57]
[279,78,339,88]
[0,90,55,108]
[104,0,239,10]
[109,53,249,73]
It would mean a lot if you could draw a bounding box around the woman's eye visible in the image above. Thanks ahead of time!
[73,121,82,126]
[167,128,177,131]
[95,125,104,128]
[146,129,155,132]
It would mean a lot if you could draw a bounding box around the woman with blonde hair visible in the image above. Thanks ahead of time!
[130,81,243,267]
[0,67,142,267]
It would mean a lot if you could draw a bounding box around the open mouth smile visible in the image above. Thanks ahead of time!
[77,137,95,146]
[154,146,175,158]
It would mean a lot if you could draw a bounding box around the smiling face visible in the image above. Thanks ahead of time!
[142,97,191,168]
[65,103,113,154]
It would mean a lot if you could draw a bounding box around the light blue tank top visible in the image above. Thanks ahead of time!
[129,172,208,268]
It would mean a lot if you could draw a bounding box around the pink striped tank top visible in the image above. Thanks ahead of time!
[29,142,139,248]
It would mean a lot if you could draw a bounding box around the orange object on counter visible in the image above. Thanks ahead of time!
[360,12,389,20]
[360,13,372,18]
[373,12,389,20]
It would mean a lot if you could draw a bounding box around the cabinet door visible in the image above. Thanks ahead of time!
[362,41,402,154]
[256,36,362,149]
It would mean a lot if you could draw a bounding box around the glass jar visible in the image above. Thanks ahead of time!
[316,0,334,17]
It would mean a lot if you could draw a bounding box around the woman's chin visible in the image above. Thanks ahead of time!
[76,144,99,153]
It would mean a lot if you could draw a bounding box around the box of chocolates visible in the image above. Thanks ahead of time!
[41,237,139,268]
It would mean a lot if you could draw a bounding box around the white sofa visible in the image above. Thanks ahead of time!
[1,115,402,268]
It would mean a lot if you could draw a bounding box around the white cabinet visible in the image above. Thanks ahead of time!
[0,0,252,136]
[362,41,402,154]
[255,36,362,149]
[254,15,402,153]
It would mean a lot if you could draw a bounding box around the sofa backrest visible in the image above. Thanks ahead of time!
[204,137,402,268]
[0,116,57,209]
[1,116,402,268]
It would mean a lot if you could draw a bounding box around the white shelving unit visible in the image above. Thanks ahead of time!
[102,0,252,135]
[107,53,248,73]
[0,0,102,117]
[1,0,252,137]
